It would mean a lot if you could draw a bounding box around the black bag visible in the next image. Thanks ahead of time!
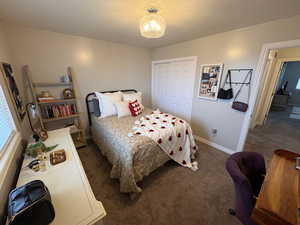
[232,70,252,112]
[218,71,233,99]
[232,101,249,112]
[8,180,55,225]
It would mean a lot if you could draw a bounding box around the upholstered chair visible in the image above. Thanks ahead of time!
[226,152,266,225]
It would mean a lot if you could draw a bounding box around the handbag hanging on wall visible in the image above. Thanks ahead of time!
[218,70,233,99]
[232,70,252,112]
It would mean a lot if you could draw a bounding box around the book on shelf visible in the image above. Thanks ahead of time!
[38,97,56,102]
[41,104,77,119]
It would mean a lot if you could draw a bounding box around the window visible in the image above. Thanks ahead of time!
[296,77,300,90]
[0,84,16,153]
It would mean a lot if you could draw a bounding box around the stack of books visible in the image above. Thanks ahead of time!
[41,104,77,119]
[38,97,56,103]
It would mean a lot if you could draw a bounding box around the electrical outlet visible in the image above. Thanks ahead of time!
[212,129,217,137]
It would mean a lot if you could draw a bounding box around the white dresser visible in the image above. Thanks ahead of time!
[16,128,106,225]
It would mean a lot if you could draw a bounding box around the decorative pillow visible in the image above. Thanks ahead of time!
[91,98,101,117]
[114,101,131,118]
[95,92,122,118]
[128,100,143,117]
[123,92,144,109]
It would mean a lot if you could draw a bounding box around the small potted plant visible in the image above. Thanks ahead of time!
[25,141,58,158]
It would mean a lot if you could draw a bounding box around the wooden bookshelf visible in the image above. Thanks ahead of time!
[38,98,76,104]
[34,82,72,87]
[24,66,86,149]
[74,140,86,148]
[42,113,80,122]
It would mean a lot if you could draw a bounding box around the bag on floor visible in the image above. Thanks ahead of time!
[7,180,55,225]
[232,70,252,112]
[218,70,233,99]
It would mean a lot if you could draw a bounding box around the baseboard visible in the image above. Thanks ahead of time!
[194,135,236,155]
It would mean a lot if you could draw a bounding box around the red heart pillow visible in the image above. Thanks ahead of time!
[128,100,143,116]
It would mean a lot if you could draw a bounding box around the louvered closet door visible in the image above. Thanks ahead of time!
[152,57,197,122]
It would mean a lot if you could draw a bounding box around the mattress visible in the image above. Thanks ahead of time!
[91,108,170,193]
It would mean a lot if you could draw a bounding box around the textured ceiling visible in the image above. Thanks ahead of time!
[1,0,300,48]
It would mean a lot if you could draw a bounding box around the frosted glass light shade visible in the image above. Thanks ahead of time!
[140,13,166,38]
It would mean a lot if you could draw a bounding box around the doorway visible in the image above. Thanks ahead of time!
[244,47,300,157]
[152,57,197,122]
[269,60,300,121]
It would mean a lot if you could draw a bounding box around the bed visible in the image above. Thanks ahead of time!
[86,89,197,194]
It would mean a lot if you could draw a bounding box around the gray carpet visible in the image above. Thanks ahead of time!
[78,110,299,225]
[78,142,241,225]
[244,107,300,160]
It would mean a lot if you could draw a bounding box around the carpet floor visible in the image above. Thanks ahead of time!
[244,107,300,160]
[78,142,241,225]
[78,110,299,225]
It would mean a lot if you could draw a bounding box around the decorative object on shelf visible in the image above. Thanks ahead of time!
[218,70,233,100]
[25,141,58,158]
[50,149,66,165]
[0,62,26,120]
[60,74,72,83]
[40,91,52,98]
[198,63,224,101]
[38,91,56,103]
[140,8,166,38]
[232,69,253,112]
[62,88,74,99]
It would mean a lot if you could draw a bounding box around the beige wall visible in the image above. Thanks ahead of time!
[152,15,300,151]
[278,47,300,58]
[2,24,152,133]
[0,23,11,62]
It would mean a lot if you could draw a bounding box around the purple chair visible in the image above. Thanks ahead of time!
[226,152,266,225]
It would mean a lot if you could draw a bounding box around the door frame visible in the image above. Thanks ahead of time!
[151,56,198,121]
[261,59,286,125]
[237,39,300,152]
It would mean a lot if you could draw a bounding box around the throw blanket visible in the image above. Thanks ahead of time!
[129,109,198,170]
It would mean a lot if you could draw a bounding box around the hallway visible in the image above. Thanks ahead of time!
[245,106,300,160]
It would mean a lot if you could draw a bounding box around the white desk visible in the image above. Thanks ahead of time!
[17,128,106,225]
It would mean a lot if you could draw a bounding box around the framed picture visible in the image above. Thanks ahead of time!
[198,63,224,101]
[0,62,26,121]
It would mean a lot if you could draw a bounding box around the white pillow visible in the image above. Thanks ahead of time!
[114,101,131,118]
[95,92,122,118]
[123,92,144,108]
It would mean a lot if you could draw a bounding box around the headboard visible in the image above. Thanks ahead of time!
[85,89,138,126]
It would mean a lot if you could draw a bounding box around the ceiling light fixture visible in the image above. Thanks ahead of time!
[140,8,166,38]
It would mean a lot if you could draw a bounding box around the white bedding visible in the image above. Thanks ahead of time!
[130,109,198,170]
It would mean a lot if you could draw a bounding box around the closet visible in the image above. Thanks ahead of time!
[152,57,197,122]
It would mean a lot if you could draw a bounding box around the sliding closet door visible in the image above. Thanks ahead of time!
[152,57,197,122]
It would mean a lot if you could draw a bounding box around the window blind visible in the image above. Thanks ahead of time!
[0,84,15,152]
